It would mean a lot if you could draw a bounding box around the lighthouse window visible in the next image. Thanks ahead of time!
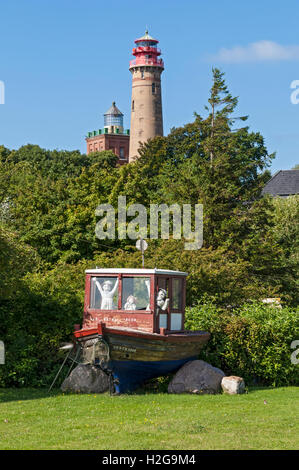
[104,115,123,127]
[152,83,156,94]
[141,70,144,79]
[132,100,134,111]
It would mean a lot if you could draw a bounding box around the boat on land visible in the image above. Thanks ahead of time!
[73,268,210,393]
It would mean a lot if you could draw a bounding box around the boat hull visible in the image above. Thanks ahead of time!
[106,357,198,393]
[75,326,210,393]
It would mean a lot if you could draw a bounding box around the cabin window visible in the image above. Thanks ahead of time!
[159,314,167,329]
[172,278,182,310]
[90,277,119,310]
[157,277,167,291]
[170,313,182,331]
[122,277,150,311]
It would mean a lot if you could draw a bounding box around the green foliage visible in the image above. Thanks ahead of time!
[270,195,299,304]
[0,151,118,264]
[0,261,86,387]
[185,299,299,386]
[0,225,40,300]
[0,144,118,179]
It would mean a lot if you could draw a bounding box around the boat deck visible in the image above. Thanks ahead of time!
[75,324,210,343]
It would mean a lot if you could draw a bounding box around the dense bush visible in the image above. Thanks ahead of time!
[185,298,299,386]
[0,262,85,387]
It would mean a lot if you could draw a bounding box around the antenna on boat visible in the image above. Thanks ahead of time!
[136,238,148,268]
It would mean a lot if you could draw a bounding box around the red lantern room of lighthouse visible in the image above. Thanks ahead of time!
[129,30,164,69]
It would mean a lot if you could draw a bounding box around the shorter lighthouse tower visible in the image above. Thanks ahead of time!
[129,30,164,162]
[85,102,130,164]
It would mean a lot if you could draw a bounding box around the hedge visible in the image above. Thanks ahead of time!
[185,298,299,386]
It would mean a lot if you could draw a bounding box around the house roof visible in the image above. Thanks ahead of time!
[262,170,299,197]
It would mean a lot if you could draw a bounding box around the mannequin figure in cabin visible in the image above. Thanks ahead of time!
[95,279,119,310]
[156,288,169,312]
[124,295,137,310]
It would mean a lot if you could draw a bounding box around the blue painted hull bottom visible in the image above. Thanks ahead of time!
[108,356,198,393]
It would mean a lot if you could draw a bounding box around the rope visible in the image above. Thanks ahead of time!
[64,345,81,381]
[48,347,73,392]
[50,336,117,395]
[48,344,82,392]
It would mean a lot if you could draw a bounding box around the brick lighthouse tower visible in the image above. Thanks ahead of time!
[85,102,130,164]
[129,30,164,162]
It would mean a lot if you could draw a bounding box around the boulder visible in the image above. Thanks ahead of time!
[168,360,225,394]
[61,364,109,393]
[221,376,245,394]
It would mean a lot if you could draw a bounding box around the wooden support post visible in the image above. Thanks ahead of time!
[97,322,106,336]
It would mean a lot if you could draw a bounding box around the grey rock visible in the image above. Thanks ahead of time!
[221,376,245,394]
[61,364,109,393]
[168,360,225,394]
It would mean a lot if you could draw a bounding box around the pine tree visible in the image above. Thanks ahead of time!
[206,67,247,163]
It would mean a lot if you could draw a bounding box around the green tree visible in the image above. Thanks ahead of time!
[0,224,40,300]
[113,69,282,302]
[271,195,299,304]
[0,150,119,264]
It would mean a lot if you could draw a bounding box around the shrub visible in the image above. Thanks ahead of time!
[185,298,299,386]
[0,262,85,387]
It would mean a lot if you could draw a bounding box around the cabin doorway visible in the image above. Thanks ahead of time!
[156,276,184,333]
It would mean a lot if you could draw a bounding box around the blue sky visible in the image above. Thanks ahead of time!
[0,0,298,173]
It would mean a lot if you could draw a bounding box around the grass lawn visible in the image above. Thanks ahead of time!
[0,387,298,450]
